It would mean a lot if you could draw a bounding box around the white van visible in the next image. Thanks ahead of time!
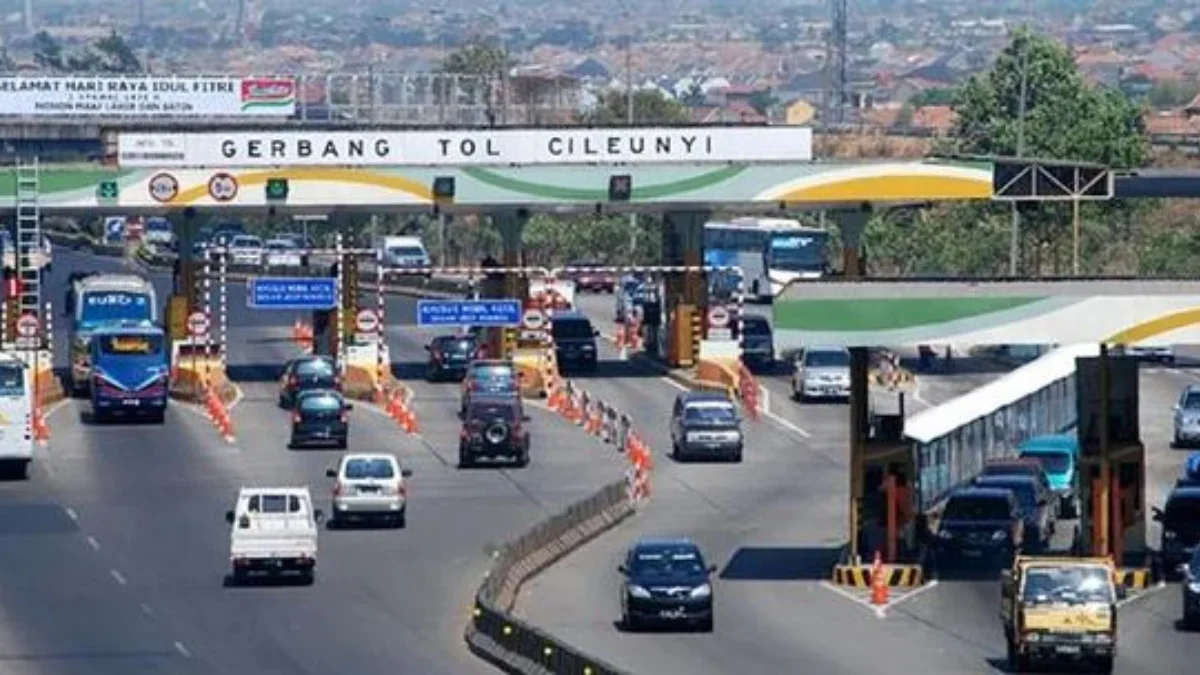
[226,486,323,585]
[0,353,34,479]
[377,236,431,270]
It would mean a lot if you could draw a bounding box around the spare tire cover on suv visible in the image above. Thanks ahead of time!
[484,421,511,445]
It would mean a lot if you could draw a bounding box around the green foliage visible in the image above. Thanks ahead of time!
[579,88,690,125]
[908,87,957,107]
[440,40,513,78]
[31,30,142,74]
[522,214,661,266]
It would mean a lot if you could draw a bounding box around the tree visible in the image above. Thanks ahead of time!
[1146,80,1199,109]
[440,39,513,121]
[579,88,689,125]
[32,31,63,70]
[908,87,957,107]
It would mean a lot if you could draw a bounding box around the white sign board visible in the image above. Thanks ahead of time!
[115,127,814,168]
[0,76,296,117]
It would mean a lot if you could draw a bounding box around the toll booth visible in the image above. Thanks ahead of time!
[860,408,918,563]
[1075,353,1147,565]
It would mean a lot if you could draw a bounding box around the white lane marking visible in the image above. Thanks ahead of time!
[63,507,78,522]
[140,603,154,616]
[109,569,127,585]
[227,384,245,411]
[660,376,689,392]
[174,641,192,658]
[882,578,939,612]
[1117,581,1168,608]
[763,409,812,438]
[86,535,100,551]
[817,581,886,617]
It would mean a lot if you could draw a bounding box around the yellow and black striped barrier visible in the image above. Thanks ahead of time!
[833,564,924,588]
[1117,567,1152,590]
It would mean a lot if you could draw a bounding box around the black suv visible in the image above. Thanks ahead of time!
[738,315,774,370]
[618,537,716,632]
[1155,481,1200,578]
[551,312,599,372]
[289,389,351,449]
[279,355,340,408]
[972,474,1056,552]
[934,486,1023,568]
[458,397,531,468]
[425,334,478,381]
[669,391,744,462]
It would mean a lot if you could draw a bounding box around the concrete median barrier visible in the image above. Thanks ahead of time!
[466,480,635,675]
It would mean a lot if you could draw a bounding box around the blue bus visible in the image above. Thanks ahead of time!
[703,218,832,302]
[88,324,169,424]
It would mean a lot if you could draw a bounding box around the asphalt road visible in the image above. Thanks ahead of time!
[0,251,627,674]
[515,293,1198,674]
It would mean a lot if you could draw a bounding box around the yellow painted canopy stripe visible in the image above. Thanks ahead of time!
[171,168,434,204]
[1104,308,1200,345]
[780,174,992,203]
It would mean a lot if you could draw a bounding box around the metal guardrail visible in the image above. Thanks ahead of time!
[466,480,634,675]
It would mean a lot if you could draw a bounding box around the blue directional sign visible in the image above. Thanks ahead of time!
[417,299,522,327]
[248,277,337,310]
[104,217,125,244]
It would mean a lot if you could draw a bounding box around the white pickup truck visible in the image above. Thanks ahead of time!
[225,486,323,585]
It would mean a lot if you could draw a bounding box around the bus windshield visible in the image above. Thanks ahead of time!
[0,364,24,396]
[97,334,164,356]
[80,291,153,326]
[768,232,830,272]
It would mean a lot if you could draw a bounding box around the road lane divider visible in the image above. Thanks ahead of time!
[169,343,238,442]
[338,342,421,436]
[832,560,924,589]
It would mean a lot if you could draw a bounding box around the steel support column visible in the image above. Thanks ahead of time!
[662,210,710,368]
[492,209,530,360]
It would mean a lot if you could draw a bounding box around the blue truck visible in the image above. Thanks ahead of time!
[88,323,169,424]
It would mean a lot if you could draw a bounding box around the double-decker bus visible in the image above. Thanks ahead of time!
[703,218,832,302]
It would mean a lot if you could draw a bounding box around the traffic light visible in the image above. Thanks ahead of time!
[265,178,289,201]
[609,174,632,202]
[340,254,359,335]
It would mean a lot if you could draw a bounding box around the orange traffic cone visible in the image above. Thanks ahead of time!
[870,551,889,605]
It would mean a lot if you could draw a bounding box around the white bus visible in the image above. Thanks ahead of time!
[0,353,34,479]
[703,218,832,302]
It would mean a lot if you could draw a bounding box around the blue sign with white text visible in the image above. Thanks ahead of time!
[417,299,522,327]
[248,277,338,310]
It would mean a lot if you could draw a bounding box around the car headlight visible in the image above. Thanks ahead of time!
[1024,631,1041,642]
[938,530,954,540]
[1165,530,1177,540]
[627,584,651,599]
[582,344,595,351]
[992,529,1008,541]
[690,583,712,598]
[1081,632,1112,644]
[1187,581,1200,594]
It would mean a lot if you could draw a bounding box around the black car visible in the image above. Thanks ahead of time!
[1181,547,1200,628]
[669,391,744,462]
[425,334,478,381]
[458,397,531,468]
[618,538,716,632]
[738,315,774,370]
[972,474,1056,551]
[550,313,598,372]
[934,486,1023,568]
[289,390,351,449]
[279,355,340,408]
[1154,482,1200,578]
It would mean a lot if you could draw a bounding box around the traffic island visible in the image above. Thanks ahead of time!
[832,562,924,588]
[169,357,238,406]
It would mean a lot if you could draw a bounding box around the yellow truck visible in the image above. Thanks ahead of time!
[1000,556,1121,673]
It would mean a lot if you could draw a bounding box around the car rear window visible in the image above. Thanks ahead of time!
[805,350,849,367]
[473,364,514,379]
[1165,494,1200,522]
[249,494,302,513]
[943,495,1011,520]
[685,401,736,422]
[552,319,594,339]
[296,358,335,376]
[299,393,342,411]
[434,337,475,353]
[344,458,396,479]
[470,401,518,420]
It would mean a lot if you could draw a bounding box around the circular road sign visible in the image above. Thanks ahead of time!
[207,173,239,202]
[187,311,210,336]
[522,308,547,330]
[707,304,731,328]
[16,314,38,338]
[148,172,179,203]
[356,309,380,333]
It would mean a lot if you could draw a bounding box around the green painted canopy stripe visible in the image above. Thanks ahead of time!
[773,296,1049,331]
[462,164,746,200]
[0,169,132,196]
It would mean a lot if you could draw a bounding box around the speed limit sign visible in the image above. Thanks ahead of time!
[707,305,731,328]
[187,311,209,337]
[207,173,239,202]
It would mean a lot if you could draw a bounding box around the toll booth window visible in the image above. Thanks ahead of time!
[99,335,162,355]
[1022,566,1113,605]
[0,365,24,395]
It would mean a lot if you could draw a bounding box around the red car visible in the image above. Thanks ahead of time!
[566,261,616,293]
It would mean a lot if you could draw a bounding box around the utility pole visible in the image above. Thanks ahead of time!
[625,30,638,257]
[824,0,849,126]
[1009,4,1032,276]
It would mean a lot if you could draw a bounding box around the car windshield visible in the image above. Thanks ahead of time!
[768,232,829,271]
[1182,392,1200,410]
[552,319,594,339]
[1021,565,1115,605]
[980,480,1036,510]
[387,246,426,258]
[343,458,395,479]
[433,337,475,354]
[630,545,707,576]
[1022,450,1072,475]
[685,401,737,422]
[1164,495,1200,523]
[97,334,163,356]
[469,401,518,421]
[805,350,849,368]
[80,291,153,325]
[943,495,1010,520]
[295,358,335,376]
[299,393,342,411]
[0,364,24,395]
[231,236,261,248]
[266,240,294,249]
[743,318,770,336]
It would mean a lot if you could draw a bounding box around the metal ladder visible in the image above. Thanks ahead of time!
[15,157,41,335]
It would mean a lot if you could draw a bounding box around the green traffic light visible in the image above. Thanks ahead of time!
[266,178,289,200]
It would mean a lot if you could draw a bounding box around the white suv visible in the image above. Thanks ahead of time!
[326,454,412,528]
